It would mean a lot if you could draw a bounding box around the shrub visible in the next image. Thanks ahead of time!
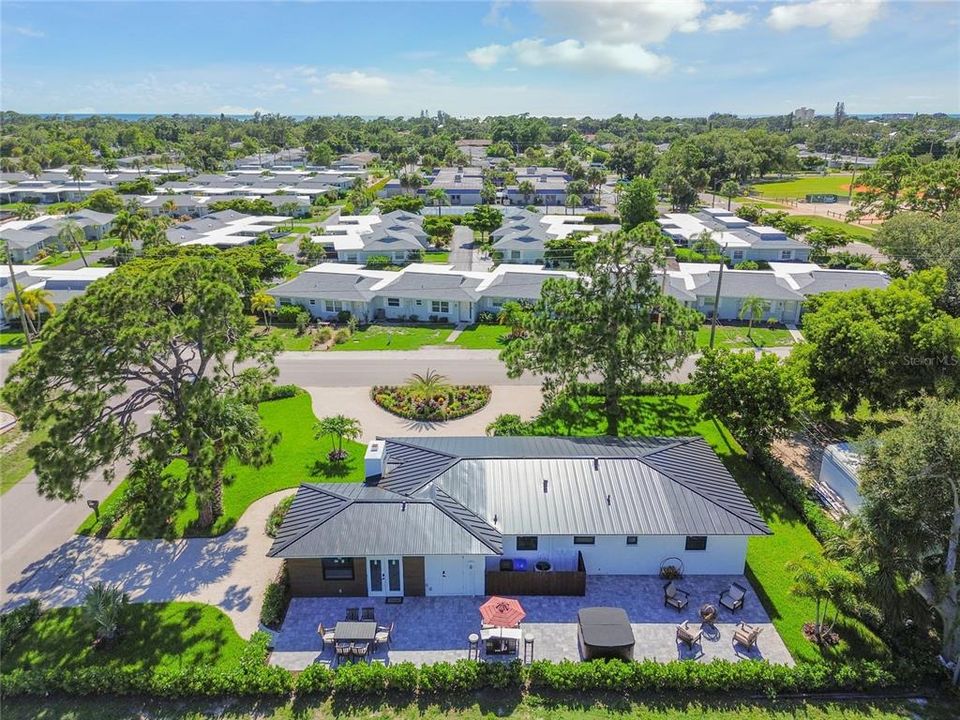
[336,310,352,324]
[265,495,294,538]
[295,662,335,695]
[477,311,497,324]
[486,413,529,437]
[754,451,840,544]
[734,260,760,270]
[275,305,308,325]
[365,255,391,269]
[259,567,290,630]
[0,600,41,653]
[260,384,300,401]
[333,328,351,344]
[295,313,310,336]
[314,326,334,345]
[583,212,620,224]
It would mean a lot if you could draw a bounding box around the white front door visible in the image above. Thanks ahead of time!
[367,557,403,596]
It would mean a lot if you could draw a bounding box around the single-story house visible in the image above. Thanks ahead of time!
[268,436,771,597]
[0,211,116,262]
[658,210,812,263]
[1,265,114,326]
[317,211,431,264]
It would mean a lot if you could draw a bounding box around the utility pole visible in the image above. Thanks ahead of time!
[657,242,670,328]
[708,246,728,349]
[3,243,32,349]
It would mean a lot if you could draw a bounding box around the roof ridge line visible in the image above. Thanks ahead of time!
[640,439,771,535]
[267,490,354,557]
[431,487,503,554]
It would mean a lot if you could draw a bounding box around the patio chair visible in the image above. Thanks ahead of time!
[351,641,370,661]
[361,607,376,621]
[719,582,747,612]
[676,620,703,650]
[663,581,690,612]
[733,621,762,651]
[374,621,394,649]
[345,607,360,621]
[334,642,353,666]
[316,623,336,650]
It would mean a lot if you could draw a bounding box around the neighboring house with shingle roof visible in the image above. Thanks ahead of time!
[268,436,770,597]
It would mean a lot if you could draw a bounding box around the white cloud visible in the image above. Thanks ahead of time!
[767,0,885,39]
[469,38,669,74]
[704,10,751,32]
[12,25,45,38]
[323,71,390,93]
[484,0,514,31]
[535,0,705,43]
[467,44,509,69]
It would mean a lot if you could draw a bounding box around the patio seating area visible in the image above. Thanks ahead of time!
[267,575,793,670]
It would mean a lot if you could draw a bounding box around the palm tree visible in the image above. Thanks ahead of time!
[587,167,606,205]
[405,369,450,398]
[101,157,118,173]
[13,203,38,221]
[787,553,862,644]
[564,193,582,215]
[57,219,89,267]
[68,163,85,199]
[251,290,276,327]
[517,179,535,206]
[498,301,529,339]
[2,242,32,349]
[314,414,362,462]
[132,158,143,176]
[3,285,55,338]
[427,188,450,216]
[112,211,143,244]
[739,295,769,340]
[140,221,169,251]
[719,180,741,210]
[161,198,177,215]
[82,582,129,644]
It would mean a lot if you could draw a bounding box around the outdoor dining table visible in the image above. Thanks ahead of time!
[334,621,378,643]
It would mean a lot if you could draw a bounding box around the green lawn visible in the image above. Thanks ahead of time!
[0,331,27,348]
[253,324,316,351]
[453,323,513,349]
[3,697,952,720]
[733,198,788,209]
[76,392,365,538]
[331,323,454,351]
[748,175,856,200]
[0,411,47,495]
[421,251,451,264]
[526,394,888,664]
[0,602,245,674]
[695,325,795,349]
[36,238,119,267]
[789,214,877,241]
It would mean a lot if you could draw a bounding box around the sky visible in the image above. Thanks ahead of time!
[1,0,958,118]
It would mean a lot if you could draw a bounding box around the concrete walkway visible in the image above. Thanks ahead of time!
[1,490,291,638]
[446,322,468,343]
[785,324,805,343]
[305,385,544,442]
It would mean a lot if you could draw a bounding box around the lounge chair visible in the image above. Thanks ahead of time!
[733,621,762,651]
[676,620,703,650]
[374,621,394,649]
[719,582,747,612]
[663,581,690,611]
[316,623,336,650]
[361,607,376,621]
[345,607,360,621]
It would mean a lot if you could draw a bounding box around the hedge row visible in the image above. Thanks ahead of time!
[2,656,905,700]
[753,450,841,544]
[0,600,41,654]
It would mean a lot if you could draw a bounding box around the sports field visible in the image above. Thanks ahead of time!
[749,175,859,200]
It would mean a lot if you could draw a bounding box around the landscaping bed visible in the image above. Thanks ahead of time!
[371,384,491,421]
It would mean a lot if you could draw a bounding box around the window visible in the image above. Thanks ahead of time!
[702,297,715,306]
[626,536,638,545]
[324,300,343,313]
[516,536,538,551]
[573,536,595,545]
[685,536,708,551]
[732,250,744,260]
[387,298,400,307]
[432,300,449,313]
[309,299,316,305]
[321,557,354,580]
[781,250,792,260]
[415,300,423,306]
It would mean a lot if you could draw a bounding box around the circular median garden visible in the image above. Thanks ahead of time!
[371,369,491,421]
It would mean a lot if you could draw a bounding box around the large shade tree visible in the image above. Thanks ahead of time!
[501,229,701,435]
[2,254,280,529]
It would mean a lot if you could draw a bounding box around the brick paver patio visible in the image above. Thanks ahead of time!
[268,574,793,670]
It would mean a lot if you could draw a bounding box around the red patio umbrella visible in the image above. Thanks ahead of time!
[479,596,526,628]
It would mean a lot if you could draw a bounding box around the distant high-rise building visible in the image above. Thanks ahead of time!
[792,107,815,123]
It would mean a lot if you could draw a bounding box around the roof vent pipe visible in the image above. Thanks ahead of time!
[543,479,548,493]
[401,501,406,512]
[606,494,611,506]
[593,458,599,471]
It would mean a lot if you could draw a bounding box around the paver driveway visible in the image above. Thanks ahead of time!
[1,490,292,638]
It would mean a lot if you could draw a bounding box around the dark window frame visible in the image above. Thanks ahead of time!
[573,536,595,545]
[684,536,708,551]
[321,557,355,581]
[515,536,538,551]
[626,536,638,545]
